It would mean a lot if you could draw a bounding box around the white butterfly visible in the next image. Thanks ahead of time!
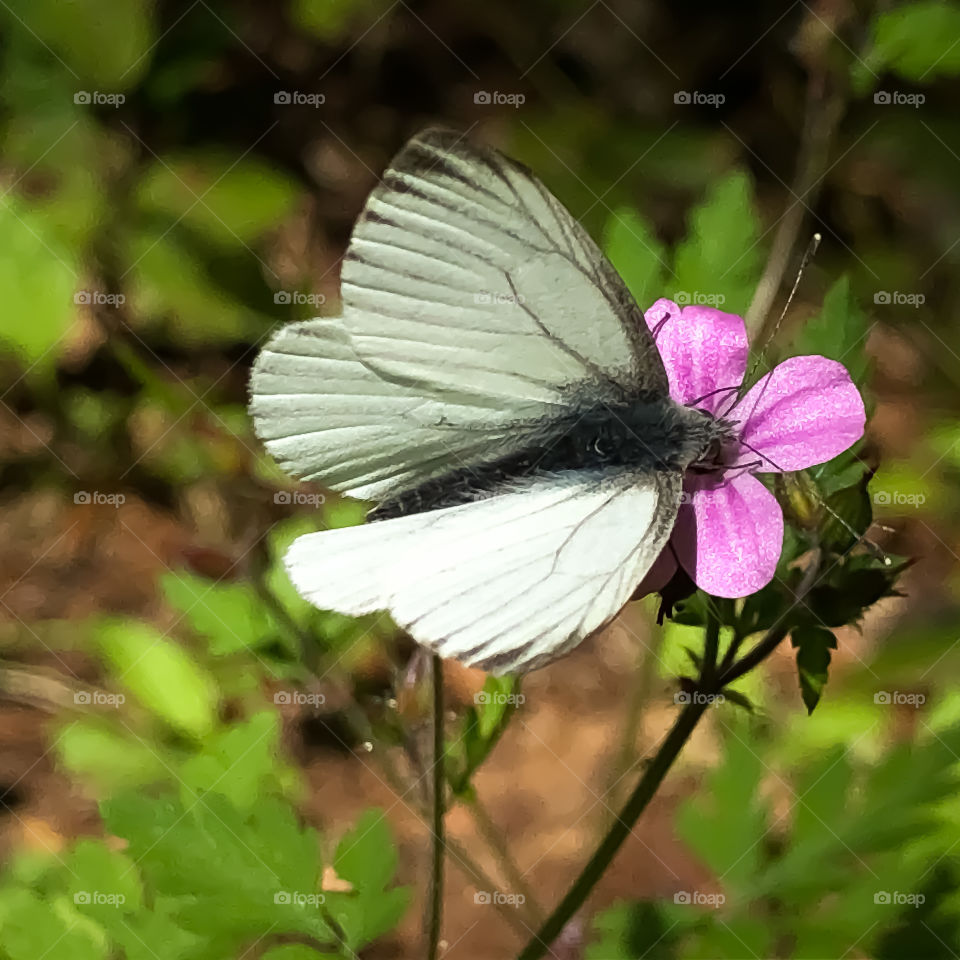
[250,128,725,674]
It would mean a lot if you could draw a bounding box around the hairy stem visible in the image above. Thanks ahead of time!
[427,654,445,960]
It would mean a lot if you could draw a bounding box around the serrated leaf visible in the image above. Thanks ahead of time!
[603,206,667,310]
[330,809,409,948]
[334,809,397,894]
[791,625,837,713]
[672,171,764,316]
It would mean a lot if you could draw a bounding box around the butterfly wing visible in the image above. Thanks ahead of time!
[250,317,519,500]
[284,469,681,674]
[251,128,669,503]
[343,127,668,409]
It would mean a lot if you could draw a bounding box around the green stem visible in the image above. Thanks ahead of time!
[515,697,710,960]
[427,655,445,960]
[701,606,721,685]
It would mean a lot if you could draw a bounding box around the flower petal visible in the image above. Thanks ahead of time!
[734,356,866,472]
[643,300,748,414]
[674,474,783,598]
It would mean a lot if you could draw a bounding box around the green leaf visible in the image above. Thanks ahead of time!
[0,888,105,960]
[602,207,666,310]
[446,677,519,796]
[819,468,874,553]
[160,571,278,656]
[103,791,330,954]
[588,901,681,959]
[0,194,77,369]
[676,730,769,887]
[793,275,870,384]
[329,809,410,948]
[9,0,156,88]
[67,840,143,916]
[672,171,764,316]
[805,557,907,628]
[95,620,218,738]
[136,154,299,249]
[865,1,960,82]
[180,712,289,808]
[125,230,268,344]
[333,809,397,895]
[263,947,339,960]
[292,0,392,40]
[791,625,838,714]
[55,720,167,789]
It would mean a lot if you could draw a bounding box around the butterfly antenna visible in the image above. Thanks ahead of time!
[747,233,822,383]
[818,497,891,565]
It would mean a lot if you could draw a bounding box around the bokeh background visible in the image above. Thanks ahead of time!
[1,1,960,958]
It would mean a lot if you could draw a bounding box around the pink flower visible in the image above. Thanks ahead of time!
[641,298,866,599]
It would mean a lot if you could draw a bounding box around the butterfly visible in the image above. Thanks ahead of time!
[250,127,730,675]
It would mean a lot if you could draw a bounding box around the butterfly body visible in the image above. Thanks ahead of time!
[370,394,722,520]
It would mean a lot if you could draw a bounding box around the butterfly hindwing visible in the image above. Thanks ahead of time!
[284,469,681,674]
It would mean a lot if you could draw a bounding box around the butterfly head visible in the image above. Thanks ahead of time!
[677,405,741,476]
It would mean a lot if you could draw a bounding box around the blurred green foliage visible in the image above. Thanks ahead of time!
[0,0,958,956]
